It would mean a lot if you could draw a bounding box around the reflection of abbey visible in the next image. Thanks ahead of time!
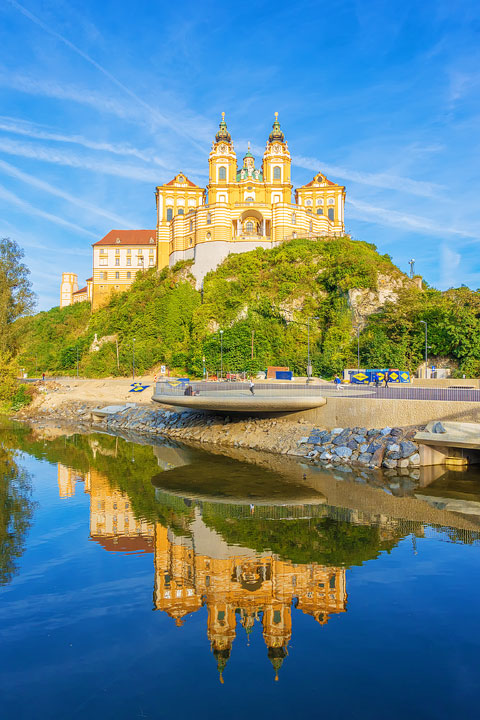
[57,462,347,681]
[60,113,346,311]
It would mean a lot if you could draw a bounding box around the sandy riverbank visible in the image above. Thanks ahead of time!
[15,378,423,472]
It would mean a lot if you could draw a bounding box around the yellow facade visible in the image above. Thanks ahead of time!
[61,113,346,306]
[157,113,346,286]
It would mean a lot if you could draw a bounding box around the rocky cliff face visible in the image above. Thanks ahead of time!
[348,273,412,328]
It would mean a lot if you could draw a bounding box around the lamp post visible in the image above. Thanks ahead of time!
[419,321,427,377]
[219,330,224,380]
[307,316,320,380]
[132,337,136,381]
[355,326,360,373]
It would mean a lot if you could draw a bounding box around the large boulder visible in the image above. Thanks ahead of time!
[400,440,417,458]
[334,446,353,459]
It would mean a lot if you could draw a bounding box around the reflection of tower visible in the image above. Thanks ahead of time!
[86,469,154,553]
[152,508,347,682]
[263,604,292,681]
[57,463,82,498]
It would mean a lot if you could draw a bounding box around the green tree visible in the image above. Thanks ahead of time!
[0,238,36,353]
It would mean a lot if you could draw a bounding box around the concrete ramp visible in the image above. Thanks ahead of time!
[415,421,480,465]
[152,393,326,413]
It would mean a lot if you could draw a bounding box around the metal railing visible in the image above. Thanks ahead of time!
[154,380,480,403]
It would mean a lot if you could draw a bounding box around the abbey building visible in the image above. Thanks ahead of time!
[60,114,346,310]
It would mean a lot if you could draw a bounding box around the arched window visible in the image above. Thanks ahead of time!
[292,212,296,224]
[166,208,173,221]
[273,195,280,203]
[189,219,193,231]
[317,208,323,215]
[328,208,335,221]
[246,196,254,202]
[219,166,227,180]
[206,213,212,225]
[246,221,254,233]
[206,232,211,240]
[273,166,281,180]
[127,272,131,279]
[178,208,184,215]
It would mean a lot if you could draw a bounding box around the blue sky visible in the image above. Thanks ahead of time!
[0,0,479,310]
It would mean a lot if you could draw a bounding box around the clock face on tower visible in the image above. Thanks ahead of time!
[273,143,281,153]
[218,144,227,154]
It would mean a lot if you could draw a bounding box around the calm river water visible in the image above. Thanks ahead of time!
[1,420,480,719]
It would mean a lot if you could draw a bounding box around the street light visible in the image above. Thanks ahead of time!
[132,337,136,381]
[419,321,427,376]
[307,317,320,380]
[354,326,360,373]
[219,330,224,380]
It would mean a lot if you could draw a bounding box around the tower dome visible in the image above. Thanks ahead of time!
[215,112,231,143]
[268,112,285,142]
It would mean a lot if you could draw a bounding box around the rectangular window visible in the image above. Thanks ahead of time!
[115,248,120,255]
[127,248,131,254]
[115,272,119,279]
[328,207,335,221]
[137,256,144,266]
[99,258,107,266]
[126,257,131,266]
[149,258,155,266]
[115,258,120,266]
[127,272,131,279]
[149,248,154,255]
[166,207,173,221]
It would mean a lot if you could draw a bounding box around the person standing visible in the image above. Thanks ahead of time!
[374,373,380,388]
[249,379,255,396]
[334,374,341,390]
[384,371,390,389]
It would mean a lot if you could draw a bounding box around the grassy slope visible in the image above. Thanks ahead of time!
[12,236,480,377]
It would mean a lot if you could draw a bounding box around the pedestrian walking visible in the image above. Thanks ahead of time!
[334,374,341,390]
[42,372,45,381]
[374,373,380,388]
[249,379,255,396]
[384,371,389,389]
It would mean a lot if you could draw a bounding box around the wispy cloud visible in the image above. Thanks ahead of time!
[0,158,137,228]
[7,0,207,152]
[347,196,480,240]
[440,243,461,288]
[0,184,97,238]
[0,116,170,168]
[0,136,163,182]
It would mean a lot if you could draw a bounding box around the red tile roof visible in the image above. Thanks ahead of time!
[73,286,87,294]
[90,535,154,554]
[86,276,93,282]
[164,173,199,187]
[93,230,156,247]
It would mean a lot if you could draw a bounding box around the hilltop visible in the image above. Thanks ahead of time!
[11,236,480,378]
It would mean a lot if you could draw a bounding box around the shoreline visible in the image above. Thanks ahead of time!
[14,383,423,473]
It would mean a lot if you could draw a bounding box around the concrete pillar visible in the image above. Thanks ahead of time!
[419,444,449,466]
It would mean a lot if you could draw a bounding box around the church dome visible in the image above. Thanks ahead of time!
[268,112,285,142]
[215,112,231,143]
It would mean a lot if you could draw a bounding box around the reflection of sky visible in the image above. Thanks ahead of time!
[0,450,478,717]
[1,1,480,309]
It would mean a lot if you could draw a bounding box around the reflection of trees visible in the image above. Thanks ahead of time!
[202,507,404,567]
[0,445,35,585]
